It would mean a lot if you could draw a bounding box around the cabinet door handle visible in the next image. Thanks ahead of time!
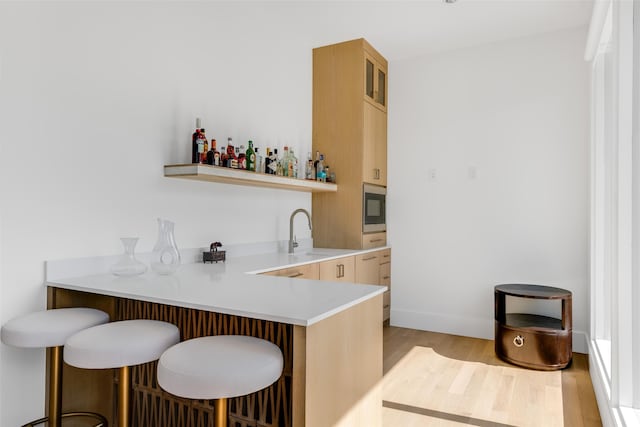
[340,264,345,278]
[382,275,390,280]
[288,272,303,278]
[383,254,390,258]
[370,239,383,243]
[362,256,377,261]
[336,264,343,278]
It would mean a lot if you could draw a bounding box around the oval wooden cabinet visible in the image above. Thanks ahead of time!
[494,284,572,370]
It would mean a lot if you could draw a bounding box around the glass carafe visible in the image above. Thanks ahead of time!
[110,237,147,276]
[151,218,181,275]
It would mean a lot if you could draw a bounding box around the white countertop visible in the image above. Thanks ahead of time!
[46,247,388,326]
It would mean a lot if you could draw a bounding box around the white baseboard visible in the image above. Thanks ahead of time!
[390,307,589,353]
[390,307,494,340]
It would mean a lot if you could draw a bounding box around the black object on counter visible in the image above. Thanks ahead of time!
[203,242,226,263]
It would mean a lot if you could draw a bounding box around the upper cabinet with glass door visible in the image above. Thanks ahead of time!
[364,48,387,112]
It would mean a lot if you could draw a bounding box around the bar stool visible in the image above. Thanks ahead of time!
[157,335,284,427]
[0,307,110,427]
[64,319,180,427]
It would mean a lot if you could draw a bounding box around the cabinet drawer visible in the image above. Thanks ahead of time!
[355,252,380,285]
[362,232,386,249]
[379,262,391,287]
[319,257,355,282]
[378,248,391,264]
[495,323,571,370]
[262,263,319,280]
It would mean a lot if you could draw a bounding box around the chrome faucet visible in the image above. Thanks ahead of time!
[289,208,312,254]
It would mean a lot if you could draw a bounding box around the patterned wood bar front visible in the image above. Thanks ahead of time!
[116,298,293,427]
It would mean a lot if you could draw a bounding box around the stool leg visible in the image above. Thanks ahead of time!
[214,398,228,427]
[49,346,63,427]
[118,366,130,427]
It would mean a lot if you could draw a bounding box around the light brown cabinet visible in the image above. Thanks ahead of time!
[355,252,380,285]
[312,38,388,249]
[364,51,387,113]
[355,249,391,322]
[260,248,391,322]
[362,232,387,249]
[379,249,391,322]
[363,103,387,186]
[319,257,355,282]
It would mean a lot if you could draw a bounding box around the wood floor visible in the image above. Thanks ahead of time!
[383,326,602,427]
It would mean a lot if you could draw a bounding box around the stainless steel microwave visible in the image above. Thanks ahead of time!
[363,183,386,233]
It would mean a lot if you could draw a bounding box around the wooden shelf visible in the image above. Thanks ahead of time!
[164,164,338,193]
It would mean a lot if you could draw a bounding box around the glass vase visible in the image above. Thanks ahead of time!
[110,237,147,276]
[151,218,181,275]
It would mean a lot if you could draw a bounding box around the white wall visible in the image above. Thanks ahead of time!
[0,2,591,424]
[388,28,590,347]
[0,3,330,425]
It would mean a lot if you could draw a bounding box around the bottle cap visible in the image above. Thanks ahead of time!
[320,154,324,160]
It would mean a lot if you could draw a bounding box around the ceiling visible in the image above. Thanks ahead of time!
[10,0,595,62]
[286,0,596,61]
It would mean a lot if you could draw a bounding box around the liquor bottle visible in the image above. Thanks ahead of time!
[255,147,263,173]
[211,139,220,166]
[201,132,208,164]
[305,152,313,180]
[269,149,278,175]
[289,148,298,178]
[274,149,283,176]
[231,147,244,169]
[220,146,228,167]
[282,146,290,176]
[238,144,246,169]
[316,154,326,182]
[325,165,331,182]
[226,138,236,168]
[246,141,256,172]
[197,129,208,164]
[264,147,272,174]
[313,151,320,179]
[226,144,237,168]
[192,118,201,164]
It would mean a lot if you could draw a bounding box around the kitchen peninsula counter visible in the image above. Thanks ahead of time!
[47,247,386,327]
[46,246,387,427]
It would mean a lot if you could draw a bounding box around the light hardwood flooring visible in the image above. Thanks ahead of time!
[383,326,602,427]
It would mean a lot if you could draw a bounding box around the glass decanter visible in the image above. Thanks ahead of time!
[150,218,181,275]
[110,237,147,276]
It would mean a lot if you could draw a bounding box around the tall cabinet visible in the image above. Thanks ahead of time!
[312,38,388,249]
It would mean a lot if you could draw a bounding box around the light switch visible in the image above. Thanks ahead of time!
[468,166,477,180]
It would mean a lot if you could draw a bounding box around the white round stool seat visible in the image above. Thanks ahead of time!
[1,308,109,348]
[64,319,180,369]
[158,335,284,400]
